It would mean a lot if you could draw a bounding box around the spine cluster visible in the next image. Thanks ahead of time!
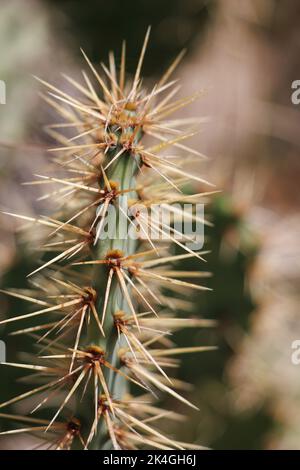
[0,29,215,450]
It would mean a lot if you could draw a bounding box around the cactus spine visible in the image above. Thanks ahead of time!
[0,29,216,450]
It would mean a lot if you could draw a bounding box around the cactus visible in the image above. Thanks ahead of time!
[0,29,215,450]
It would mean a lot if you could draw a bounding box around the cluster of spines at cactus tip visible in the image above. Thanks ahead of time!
[0,27,216,450]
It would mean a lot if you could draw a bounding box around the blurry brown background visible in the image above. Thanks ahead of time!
[0,0,300,449]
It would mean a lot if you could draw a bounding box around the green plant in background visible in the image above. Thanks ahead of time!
[0,30,216,450]
[172,194,275,449]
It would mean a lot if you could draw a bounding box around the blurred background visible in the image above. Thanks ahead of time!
[0,0,300,449]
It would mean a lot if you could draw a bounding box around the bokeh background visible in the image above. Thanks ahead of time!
[0,0,300,449]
